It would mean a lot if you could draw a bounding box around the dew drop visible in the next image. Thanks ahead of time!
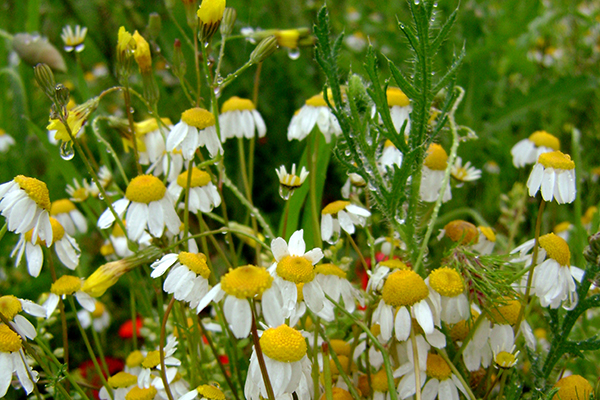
[213,86,222,98]
[287,48,301,60]
[279,186,293,200]
[129,107,135,114]
[216,77,224,85]
[98,192,105,200]
[59,141,75,161]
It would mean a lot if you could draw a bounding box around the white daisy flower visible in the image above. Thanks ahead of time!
[372,87,412,136]
[314,263,363,313]
[320,200,371,244]
[50,198,87,235]
[275,164,309,200]
[527,150,576,204]
[61,25,87,52]
[135,118,171,166]
[489,325,520,369]
[151,252,211,309]
[341,171,367,199]
[65,178,90,203]
[0,175,53,245]
[471,226,496,255]
[166,107,223,160]
[219,96,266,141]
[138,335,180,389]
[151,367,190,399]
[180,383,226,400]
[421,353,469,400]
[244,324,312,400]
[43,275,96,318]
[420,144,451,203]
[366,259,409,293]
[511,130,560,168]
[287,91,342,143]
[97,175,181,242]
[0,129,15,153]
[0,324,39,398]
[450,310,492,372]
[11,217,80,277]
[168,167,221,214]
[372,368,406,400]
[427,267,470,324]
[99,371,137,400]
[124,350,146,376]
[77,300,111,332]
[0,295,46,340]
[373,233,405,256]
[451,157,481,187]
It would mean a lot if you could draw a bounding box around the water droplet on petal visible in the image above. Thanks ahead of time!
[59,141,75,160]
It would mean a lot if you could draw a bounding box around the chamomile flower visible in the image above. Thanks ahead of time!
[152,369,191,400]
[366,259,409,293]
[451,157,481,186]
[166,107,223,160]
[44,275,96,317]
[314,263,362,312]
[105,221,151,259]
[219,96,266,141]
[245,324,312,400]
[150,252,211,309]
[61,25,87,52]
[11,217,80,277]
[0,175,53,245]
[196,265,275,339]
[552,375,594,400]
[129,118,171,166]
[527,150,576,204]
[372,269,440,342]
[97,175,180,242]
[0,324,39,398]
[321,200,371,244]
[386,87,412,135]
[487,298,536,350]
[450,310,492,372]
[180,383,225,400]
[511,130,560,168]
[287,91,342,143]
[0,295,46,340]
[437,220,479,246]
[421,353,468,400]
[66,178,90,203]
[0,129,15,153]
[472,226,496,255]
[50,199,87,235]
[138,336,180,388]
[77,301,111,332]
[275,164,309,200]
[420,144,451,203]
[99,371,137,400]
[489,325,519,369]
[127,385,160,400]
[168,167,221,213]
[427,267,470,324]
[370,369,398,400]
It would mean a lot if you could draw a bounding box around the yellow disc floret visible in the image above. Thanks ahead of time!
[379,259,409,270]
[305,93,327,107]
[126,350,144,368]
[429,267,464,297]
[424,144,448,171]
[0,295,23,320]
[0,324,22,353]
[221,265,273,299]
[277,256,315,283]
[320,387,353,400]
[49,217,65,243]
[444,220,479,244]
[552,375,593,400]
[426,353,452,380]
[91,301,106,318]
[537,151,575,170]
[14,175,51,210]
[126,386,158,400]
[222,96,255,113]
[142,350,160,368]
[386,87,410,107]
[178,252,211,279]
[322,201,350,215]
[196,384,226,400]
[51,275,83,296]
[176,168,211,188]
[479,226,496,242]
[450,313,478,342]
[370,369,389,392]
[329,339,351,357]
[260,324,307,363]
[495,351,518,368]
[489,298,521,326]
[314,263,347,278]
[539,233,570,266]
[51,199,76,215]
[382,270,429,307]
[529,131,560,151]
[125,175,166,204]
[108,371,137,388]
[181,107,215,130]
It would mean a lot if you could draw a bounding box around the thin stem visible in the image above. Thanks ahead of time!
[130,289,138,350]
[159,297,176,400]
[0,221,7,242]
[91,116,129,185]
[183,159,194,251]
[194,22,202,106]
[439,349,477,400]
[409,321,422,400]
[91,327,110,377]
[347,232,368,274]
[308,131,322,248]
[321,342,333,400]
[250,300,276,400]
[18,350,43,400]
[122,85,142,175]
[45,249,70,375]
[311,316,321,400]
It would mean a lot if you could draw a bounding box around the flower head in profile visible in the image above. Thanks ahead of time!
[527,150,576,204]
[51,199,88,235]
[511,130,560,168]
[0,294,46,340]
[275,164,309,200]
[219,96,266,141]
[197,0,226,42]
[167,108,223,160]
[287,90,342,143]
[61,25,87,52]
[420,143,451,203]
[427,267,470,324]
[321,200,371,244]
[0,324,39,397]
[168,167,221,214]
[44,275,96,318]
[421,353,468,400]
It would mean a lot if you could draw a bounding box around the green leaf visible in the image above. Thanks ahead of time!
[430,8,459,55]
[388,60,419,99]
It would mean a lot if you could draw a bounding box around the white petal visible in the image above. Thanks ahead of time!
[303,280,324,313]
[288,230,306,256]
[394,306,411,341]
[25,242,43,277]
[413,301,434,334]
[541,167,556,201]
[527,164,544,197]
[147,200,165,237]
[270,237,290,261]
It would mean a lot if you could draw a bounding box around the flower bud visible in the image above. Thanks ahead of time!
[220,8,236,36]
[584,232,600,264]
[55,84,71,109]
[34,63,57,100]
[197,0,226,43]
[250,35,278,64]
[13,33,66,72]
[132,31,152,74]
[172,39,187,78]
[147,13,162,41]
[348,73,369,114]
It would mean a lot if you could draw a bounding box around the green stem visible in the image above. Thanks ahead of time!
[0,221,7,243]
[308,131,322,248]
[130,289,138,350]
[91,326,110,377]
[322,341,333,400]
[311,316,321,400]
[91,117,129,185]
[45,249,70,376]
[409,320,422,400]
[183,160,194,251]
[250,300,276,400]
[122,84,142,175]
[438,349,477,400]
[159,297,176,400]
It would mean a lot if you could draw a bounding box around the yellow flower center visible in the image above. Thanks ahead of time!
[176,168,211,188]
[379,259,408,270]
[49,217,65,243]
[489,299,521,326]
[0,129,5,136]
[142,350,161,369]
[279,173,303,188]
[370,369,389,392]
[322,201,350,215]
[450,313,478,342]
[135,118,171,137]
[100,243,115,256]
[296,283,304,302]
[320,387,353,400]
[125,175,166,204]
[197,0,226,25]
[51,199,76,215]
[314,263,346,278]
[126,350,144,368]
[14,175,51,211]
[91,301,106,318]
[108,371,137,388]
[529,131,560,150]
[112,222,126,238]
[444,220,479,244]
[386,87,410,107]
[0,296,22,320]
[277,256,315,284]
[452,166,469,181]
[305,93,327,107]
[539,233,570,266]
[582,206,598,225]
[0,324,22,352]
[70,187,89,202]
[479,226,496,242]
[196,384,226,400]
[553,375,593,400]
[260,324,307,363]
[495,351,517,368]
[222,96,255,113]
[330,355,355,375]
[51,275,83,296]
[126,386,158,400]
[181,107,215,129]
[371,324,381,337]
[554,221,572,234]
[178,252,211,279]
[329,339,351,357]
[382,270,428,307]
[221,265,273,299]
[426,353,452,380]
[428,267,464,297]
[537,151,575,170]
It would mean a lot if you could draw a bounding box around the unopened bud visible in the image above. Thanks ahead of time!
[250,35,278,64]
[34,63,57,99]
[147,13,162,41]
[348,73,368,114]
[172,39,187,78]
[220,8,237,36]
[55,84,71,109]
[13,33,66,72]
[584,232,600,264]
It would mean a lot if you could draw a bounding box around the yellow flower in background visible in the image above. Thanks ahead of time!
[197,0,226,25]
[117,26,136,55]
[132,31,152,73]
